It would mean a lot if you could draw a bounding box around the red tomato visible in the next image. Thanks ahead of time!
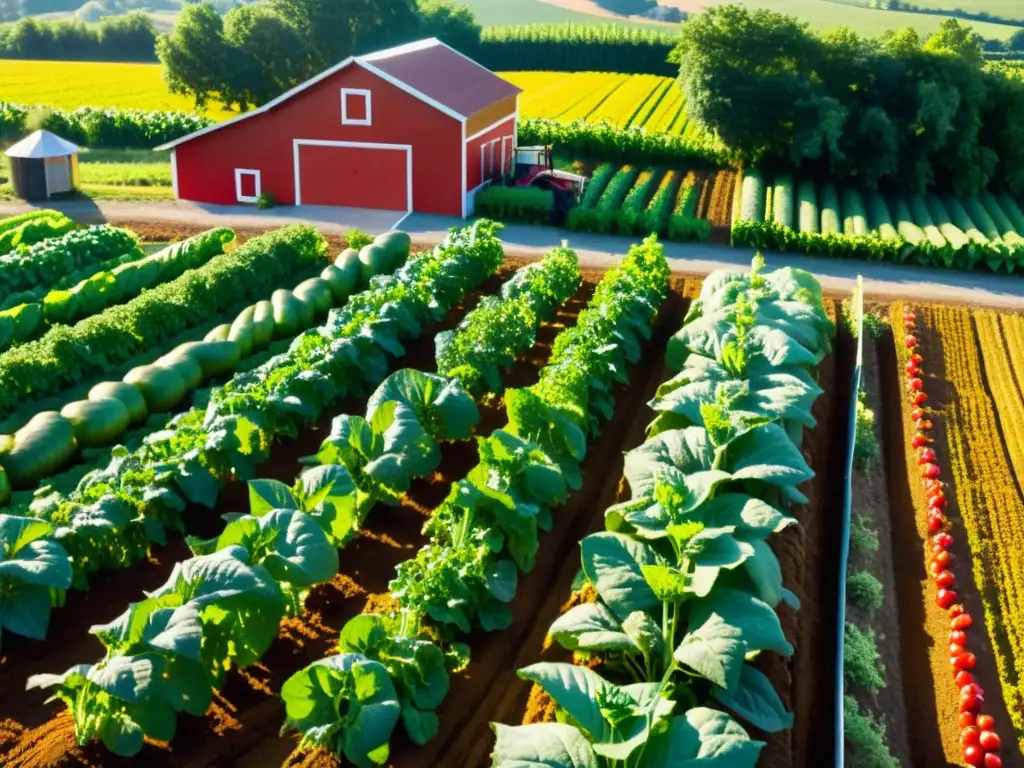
[922,463,941,479]
[906,335,918,348]
[928,515,946,534]
[931,542,947,556]
[932,532,954,548]
[912,434,929,449]
[961,683,985,699]
[907,360,920,375]
[956,670,976,688]
[908,377,924,391]
[911,407,925,420]
[951,643,967,657]
[929,558,946,576]
[955,653,978,671]
[933,551,953,568]
[917,419,934,431]
[961,726,981,746]
[919,448,938,464]
[976,715,995,731]
[949,604,966,618]
[960,711,977,728]
[936,571,956,588]
[960,694,984,714]
[953,614,974,630]
[938,589,959,609]
[914,391,929,405]
[979,731,1001,751]
[911,353,924,363]
[951,630,968,646]
[984,754,1003,768]
[929,495,948,511]
[964,745,985,766]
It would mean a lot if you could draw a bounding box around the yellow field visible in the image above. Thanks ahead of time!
[0,60,237,120]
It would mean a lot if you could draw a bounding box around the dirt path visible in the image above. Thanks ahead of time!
[5,199,1024,310]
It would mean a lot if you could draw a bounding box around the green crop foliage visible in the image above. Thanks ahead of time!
[847,571,884,613]
[851,515,880,553]
[844,696,899,768]
[844,623,885,692]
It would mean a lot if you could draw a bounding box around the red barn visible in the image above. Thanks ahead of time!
[158,38,521,219]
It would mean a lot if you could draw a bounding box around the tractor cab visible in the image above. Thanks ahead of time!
[512,145,587,207]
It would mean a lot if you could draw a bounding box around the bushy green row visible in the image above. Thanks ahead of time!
[0,228,235,354]
[0,210,75,257]
[668,170,711,242]
[0,225,325,420]
[473,185,553,225]
[0,225,142,305]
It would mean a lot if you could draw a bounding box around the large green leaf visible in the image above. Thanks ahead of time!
[640,707,765,767]
[742,539,784,608]
[490,723,599,768]
[580,532,659,621]
[366,368,479,441]
[697,494,797,540]
[712,664,794,733]
[247,479,298,516]
[517,663,610,743]
[142,604,203,661]
[674,612,746,689]
[687,587,793,658]
[548,602,638,653]
[257,509,340,588]
[0,581,53,640]
[727,424,814,503]
[298,464,358,545]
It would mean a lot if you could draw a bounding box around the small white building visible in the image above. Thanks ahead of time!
[5,130,80,201]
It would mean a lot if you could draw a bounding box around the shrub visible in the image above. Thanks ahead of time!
[844,696,900,768]
[844,622,885,691]
[344,227,374,250]
[256,191,277,210]
[851,515,879,553]
[854,391,879,470]
[473,185,554,225]
[847,571,884,612]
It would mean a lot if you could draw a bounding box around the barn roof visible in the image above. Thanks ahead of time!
[155,38,521,151]
[6,129,79,159]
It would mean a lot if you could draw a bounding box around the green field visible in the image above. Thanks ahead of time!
[886,0,1023,19]
[688,0,1022,39]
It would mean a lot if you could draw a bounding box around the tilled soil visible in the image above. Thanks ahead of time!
[844,336,913,767]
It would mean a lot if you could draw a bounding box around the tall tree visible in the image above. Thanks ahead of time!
[223,3,313,104]
[156,2,242,109]
[923,18,983,67]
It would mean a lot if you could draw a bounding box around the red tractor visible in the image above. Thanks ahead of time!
[511,145,587,222]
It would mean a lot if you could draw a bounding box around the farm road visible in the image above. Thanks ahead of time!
[5,198,1024,309]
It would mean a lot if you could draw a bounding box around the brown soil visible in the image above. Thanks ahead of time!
[881,306,1023,768]
[844,335,913,767]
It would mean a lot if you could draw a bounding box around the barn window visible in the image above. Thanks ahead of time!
[341,89,372,126]
[234,168,260,203]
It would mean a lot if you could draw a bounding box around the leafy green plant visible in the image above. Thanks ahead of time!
[0,514,72,646]
[473,185,554,225]
[844,695,900,768]
[486,253,833,767]
[668,172,711,242]
[284,234,672,761]
[851,514,879,553]
[844,622,885,691]
[344,227,374,250]
[847,571,884,612]
[0,225,142,305]
[435,246,580,397]
[256,191,277,210]
[854,391,879,470]
[566,164,639,233]
[0,209,75,257]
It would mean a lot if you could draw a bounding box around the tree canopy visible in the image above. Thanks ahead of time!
[158,0,482,112]
[674,6,1024,194]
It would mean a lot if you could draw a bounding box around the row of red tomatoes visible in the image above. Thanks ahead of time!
[904,308,1003,767]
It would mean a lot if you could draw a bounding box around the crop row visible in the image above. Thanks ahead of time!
[0,220,505,649]
[734,172,1024,271]
[0,223,325,423]
[914,304,1024,750]
[0,209,74,258]
[280,235,671,765]
[0,230,411,500]
[490,253,834,765]
[566,163,711,242]
[18,242,582,757]
[0,227,234,355]
[896,306,1009,765]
